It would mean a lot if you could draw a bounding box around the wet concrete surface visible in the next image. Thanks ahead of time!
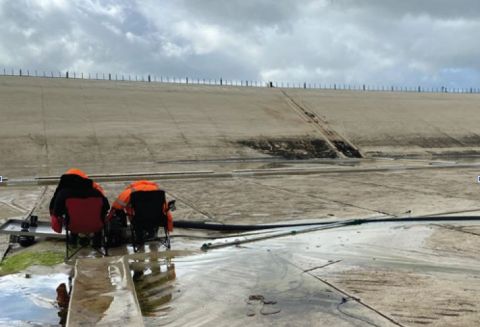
[67,256,144,327]
[130,221,480,326]
[1,168,480,325]
[131,244,396,326]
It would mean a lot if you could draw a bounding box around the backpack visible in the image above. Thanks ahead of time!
[107,209,128,247]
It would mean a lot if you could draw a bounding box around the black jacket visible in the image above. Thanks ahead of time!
[49,174,95,213]
[50,174,109,218]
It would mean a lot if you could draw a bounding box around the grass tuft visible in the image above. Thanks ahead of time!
[0,250,64,276]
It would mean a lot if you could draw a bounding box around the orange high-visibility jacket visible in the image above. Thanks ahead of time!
[110,180,173,232]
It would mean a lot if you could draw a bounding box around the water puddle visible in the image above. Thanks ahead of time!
[130,221,480,326]
[131,247,346,326]
[0,272,69,326]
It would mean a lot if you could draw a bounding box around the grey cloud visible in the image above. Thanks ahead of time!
[176,0,300,30]
[333,0,480,19]
[0,0,479,88]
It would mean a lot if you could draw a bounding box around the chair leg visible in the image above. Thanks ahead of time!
[164,226,171,250]
[65,230,82,260]
[103,225,109,256]
[130,224,138,253]
[65,229,69,260]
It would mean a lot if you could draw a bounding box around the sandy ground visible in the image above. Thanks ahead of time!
[310,223,480,327]
[1,76,480,326]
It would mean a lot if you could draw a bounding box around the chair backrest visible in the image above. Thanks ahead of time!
[65,197,104,234]
[130,190,167,229]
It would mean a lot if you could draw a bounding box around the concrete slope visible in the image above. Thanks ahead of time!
[0,77,322,177]
[2,76,480,177]
[285,88,480,157]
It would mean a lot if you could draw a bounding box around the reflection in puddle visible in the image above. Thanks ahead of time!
[132,258,176,317]
[0,273,69,326]
[129,245,177,326]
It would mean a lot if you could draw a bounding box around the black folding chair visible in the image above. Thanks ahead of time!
[129,190,171,252]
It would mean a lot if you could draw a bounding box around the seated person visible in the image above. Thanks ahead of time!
[108,180,173,236]
[50,168,109,245]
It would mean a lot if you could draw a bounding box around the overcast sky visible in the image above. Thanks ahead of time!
[1,0,479,88]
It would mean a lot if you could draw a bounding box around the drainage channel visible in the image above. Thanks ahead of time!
[281,90,363,158]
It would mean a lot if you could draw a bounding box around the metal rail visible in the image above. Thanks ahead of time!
[2,162,480,186]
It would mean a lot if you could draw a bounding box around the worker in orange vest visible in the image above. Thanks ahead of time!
[108,180,173,232]
[49,168,109,235]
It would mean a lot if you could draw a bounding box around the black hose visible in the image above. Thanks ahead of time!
[173,220,334,231]
[173,216,480,231]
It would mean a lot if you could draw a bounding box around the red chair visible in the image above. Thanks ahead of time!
[64,197,108,259]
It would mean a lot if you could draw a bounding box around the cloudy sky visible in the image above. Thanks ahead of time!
[1,0,479,88]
